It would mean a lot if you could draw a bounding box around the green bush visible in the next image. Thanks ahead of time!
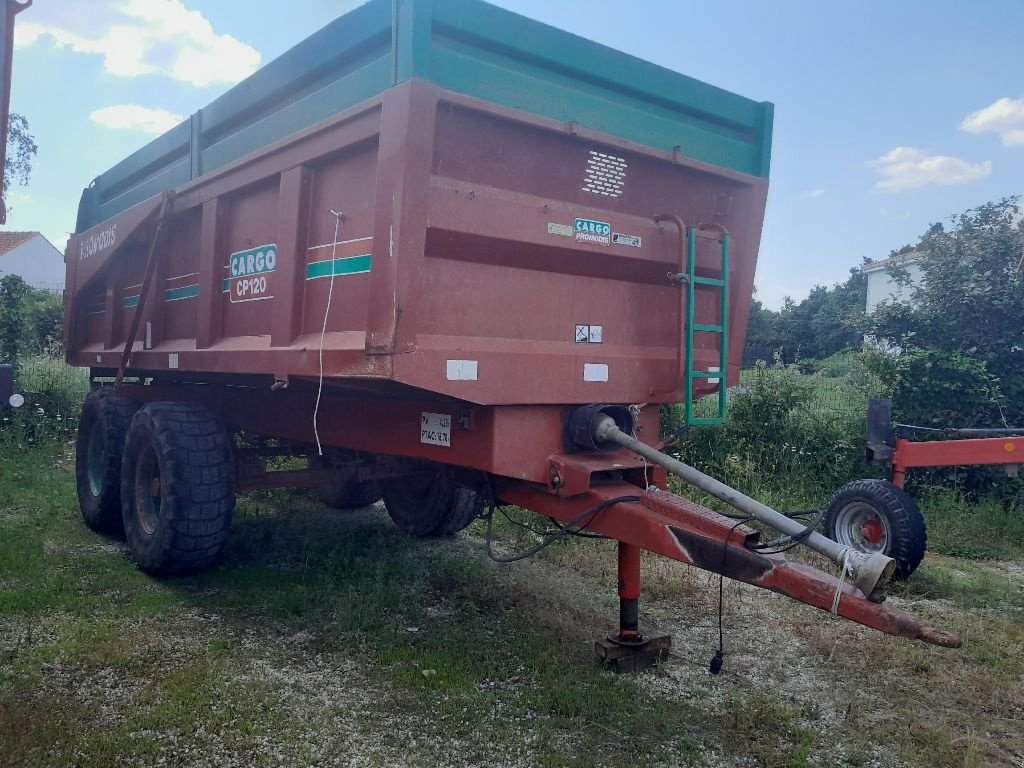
[1,354,88,452]
[864,347,1005,429]
[0,275,64,364]
[667,361,876,503]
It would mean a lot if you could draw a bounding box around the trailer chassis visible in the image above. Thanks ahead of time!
[96,376,961,668]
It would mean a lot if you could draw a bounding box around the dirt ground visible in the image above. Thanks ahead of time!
[1,452,1022,767]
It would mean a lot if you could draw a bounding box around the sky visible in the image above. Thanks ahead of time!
[5,0,1023,308]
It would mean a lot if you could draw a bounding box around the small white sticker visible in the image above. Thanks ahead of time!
[612,232,642,248]
[96,355,102,363]
[588,325,603,343]
[420,412,452,447]
[547,222,573,237]
[446,360,478,381]
[145,321,152,350]
[168,353,179,369]
[583,363,609,382]
[575,325,603,343]
[708,366,721,385]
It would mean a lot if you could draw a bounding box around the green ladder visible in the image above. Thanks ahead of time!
[684,226,730,426]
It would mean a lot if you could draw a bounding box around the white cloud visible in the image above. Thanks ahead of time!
[15,0,260,87]
[90,105,185,134]
[879,208,911,221]
[804,188,826,198]
[869,147,991,192]
[960,97,1024,147]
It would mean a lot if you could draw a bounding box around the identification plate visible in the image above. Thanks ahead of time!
[420,412,452,447]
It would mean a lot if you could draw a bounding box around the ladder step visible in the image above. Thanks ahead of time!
[692,277,725,287]
[689,371,723,380]
[693,323,723,333]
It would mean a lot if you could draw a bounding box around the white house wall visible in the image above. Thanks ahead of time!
[0,235,65,288]
[865,261,923,313]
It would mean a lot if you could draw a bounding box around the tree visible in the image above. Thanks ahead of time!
[745,268,867,363]
[3,112,37,197]
[866,197,1024,426]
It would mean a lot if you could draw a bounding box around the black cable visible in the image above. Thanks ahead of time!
[747,507,827,551]
[494,504,608,541]
[711,516,753,675]
[483,495,639,563]
[546,516,606,539]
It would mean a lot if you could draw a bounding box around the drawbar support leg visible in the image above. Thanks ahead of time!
[594,541,671,672]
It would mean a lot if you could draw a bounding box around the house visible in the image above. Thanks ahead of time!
[0,231,65,289]
[863,250,923,313]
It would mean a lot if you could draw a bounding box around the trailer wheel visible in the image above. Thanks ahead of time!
[309,455,382,510]
[75,387,139,534]
[824,479,926,580]
[120,402,235,575]
[381,471,481,538]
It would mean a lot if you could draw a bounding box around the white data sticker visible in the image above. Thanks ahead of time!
[420,412,452,447]
[446,360,478,381]
[547,222,573,237]
[583,363,609,382]
[612,232,642,248]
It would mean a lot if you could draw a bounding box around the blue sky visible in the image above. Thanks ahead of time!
[7,0,1023,308]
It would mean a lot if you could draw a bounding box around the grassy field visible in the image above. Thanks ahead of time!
[2,441,1023,767]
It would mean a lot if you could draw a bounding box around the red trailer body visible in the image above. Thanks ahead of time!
[63,0,959,664]
[66,79,764,485]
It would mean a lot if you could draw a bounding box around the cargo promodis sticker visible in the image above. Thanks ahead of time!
[228,243,277,303]
[574,218,611,246]
[612,232,642,248]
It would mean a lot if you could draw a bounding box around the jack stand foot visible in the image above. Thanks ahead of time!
[594,631,671,673]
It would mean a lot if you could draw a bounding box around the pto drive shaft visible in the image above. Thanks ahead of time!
[592,415,897,600]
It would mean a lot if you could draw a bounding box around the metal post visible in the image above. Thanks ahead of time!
[617,541,641,642]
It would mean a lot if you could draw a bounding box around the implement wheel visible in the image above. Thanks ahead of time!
[381,470,481,538]
[824,479,926,580]
[75,387,139,534]
[121,402,235,575]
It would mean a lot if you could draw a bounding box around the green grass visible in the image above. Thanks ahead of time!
[3,440,1024,767]
[0,445,718,767]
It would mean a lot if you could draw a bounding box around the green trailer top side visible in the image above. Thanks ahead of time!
[75,0,773,233]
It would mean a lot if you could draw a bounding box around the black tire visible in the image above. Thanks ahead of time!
[75,387,139,534]
[824,479,926,580]
[381,470,481,538]
[309,455,382,510]
[120,402,235,575]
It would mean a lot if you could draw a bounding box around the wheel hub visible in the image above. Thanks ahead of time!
[833,501,891,555]
[860,519,884,545]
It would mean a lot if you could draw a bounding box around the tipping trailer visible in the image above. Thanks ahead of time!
[64,0,959,668]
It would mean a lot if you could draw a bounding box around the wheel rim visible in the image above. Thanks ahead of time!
[832,501,891,554]
[86,421,105,497]
[134,444,163,535]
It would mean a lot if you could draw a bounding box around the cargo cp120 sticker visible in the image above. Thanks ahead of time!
[227,244,277,303]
